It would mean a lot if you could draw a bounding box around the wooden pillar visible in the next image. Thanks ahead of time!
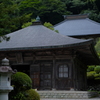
[84,65,87,90]
[71,49,76,90]
[52,57,56,90]
[73,58,77,90]
[71,58,74,89]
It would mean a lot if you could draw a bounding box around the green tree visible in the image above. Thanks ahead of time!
[1,0,100,40]
[86,0,96,2]
[60,0,87,14]
[20,0,67,15]
[0,0,31,36]
[0,0,15,35]
[94,66,100,74]
[94,0,100,11]
[22,19,36,28]
[19,0,67,24]
[71,0,87,14]
[39,0,68,24]
[44,22,59,33]
[85,0,99,11]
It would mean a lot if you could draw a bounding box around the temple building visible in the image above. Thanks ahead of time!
[54,14,100,39]
[0,18,99,90]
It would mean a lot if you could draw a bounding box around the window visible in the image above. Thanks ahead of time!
[58,64,68,78]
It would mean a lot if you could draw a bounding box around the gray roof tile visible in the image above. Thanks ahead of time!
[54,18,100,37]
[0,24,91,50]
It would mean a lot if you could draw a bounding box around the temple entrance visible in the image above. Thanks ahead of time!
[30,63,53,90]
[40,64,52,90]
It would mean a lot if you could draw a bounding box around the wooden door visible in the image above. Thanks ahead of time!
[32,72,40,88]
[40,64,52,90]
[30,65,40,89]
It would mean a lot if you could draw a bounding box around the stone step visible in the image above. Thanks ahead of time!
[37,91,99,99]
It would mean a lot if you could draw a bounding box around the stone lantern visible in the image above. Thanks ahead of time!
[0,58,14,100]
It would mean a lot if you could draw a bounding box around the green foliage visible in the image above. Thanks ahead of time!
[0,0,99,32]
[89,13,100,22]
[87,67,100,89]
[11,72,32,91]
[61,0,87,14]
[22,22,32,28]
[87,66,95,72]
[0,0,31,37]
[39,0,67,14]
[20,0,67,15]
[94,73,100,79]
[9,91,26,100]
[0,0,100,40]
[86,0,96,3]
[71,0,86,14]
[22,20,59,33]
[44,22,54,30]
[44,22,59,33]
[95,0,100,11]
[22,19,36,28]
[10,89,40,100]
[19,0,68,24]
[9,72,32,100]
[95,77,100,80]
[95,38,100,53]
[87,71,96,79]
[94,66,100,74]
[25,89,40,100]
[0,0,16,35]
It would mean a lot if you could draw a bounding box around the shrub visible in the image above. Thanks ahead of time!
[9,72,32,100]
[94,66,100,74]
[87,66,95,72]
[11,72,32,91]
[25,89,40,100]
[9,91,26,100]
[94,73,100,78]
[87,71,96,79]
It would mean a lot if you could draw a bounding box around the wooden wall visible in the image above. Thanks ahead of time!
[0,48,87,90]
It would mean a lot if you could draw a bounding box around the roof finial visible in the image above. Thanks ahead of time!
[32,16,41,25]
[36,16,40,22]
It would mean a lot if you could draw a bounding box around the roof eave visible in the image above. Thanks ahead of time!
[0,39,92,51]
[68,34,100,38]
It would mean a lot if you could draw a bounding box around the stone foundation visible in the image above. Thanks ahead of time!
[37,91,99,99]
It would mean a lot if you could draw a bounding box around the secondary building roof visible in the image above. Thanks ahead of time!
[54,15,100,38]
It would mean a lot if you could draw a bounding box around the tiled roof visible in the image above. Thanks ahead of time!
[0,24,91,51]
[54,16,100,37]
